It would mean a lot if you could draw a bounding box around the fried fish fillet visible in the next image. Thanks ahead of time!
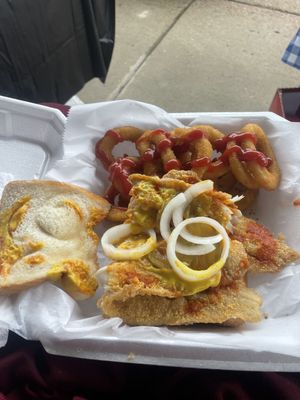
[232,216,300,273]
[100,275,262,326]
[99,172,299,326]
[102,240,248,298]
[98,240,260,326]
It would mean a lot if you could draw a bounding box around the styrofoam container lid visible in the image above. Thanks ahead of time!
[0,95,66,180]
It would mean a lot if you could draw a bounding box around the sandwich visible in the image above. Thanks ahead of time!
[98,171,299,326]
[0,180,110,299]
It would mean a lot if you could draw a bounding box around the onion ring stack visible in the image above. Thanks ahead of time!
[95,123,280,219]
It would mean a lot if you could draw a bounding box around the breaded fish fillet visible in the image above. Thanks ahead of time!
[232,216,300,273]
[99,172,299,326]
[100,278,262,326]
[98,241,259,326]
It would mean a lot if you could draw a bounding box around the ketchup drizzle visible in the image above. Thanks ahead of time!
[220,145,272,167]
[97,128,273,206]
[173,129,206,155]
[184,157,211,170]
[214,132,257,152]
[108,157,138,199]
[105,129,124,143]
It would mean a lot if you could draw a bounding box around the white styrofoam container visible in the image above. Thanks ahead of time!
[0,95,66,180]
[0,96,298,372]
[171,111,287,125]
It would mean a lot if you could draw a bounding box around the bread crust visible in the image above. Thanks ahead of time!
[0,180,110,210]
[0,275,48,295]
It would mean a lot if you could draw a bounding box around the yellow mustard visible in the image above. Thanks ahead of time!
[48,259,98,296]
[63,200,84,220]
[0,196,30,276]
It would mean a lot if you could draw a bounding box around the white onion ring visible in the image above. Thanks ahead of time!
[160,188,216,254]
[175,240,215,255]
[167,216,230,282]
[172,206,222,245]
[183,180,214,202]
[101,223,157,260]
[172,180,223,245]
[160,193,186,241]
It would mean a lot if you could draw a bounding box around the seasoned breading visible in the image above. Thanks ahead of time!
[162,169,200,184]
[127,173,240,230]
[232,216,300,273]
[103,239,249,299]
[129,173,191,191]
[220,240,249,286]
[102,259,180,300]
[98,241,254,326]
[100,279,262,326]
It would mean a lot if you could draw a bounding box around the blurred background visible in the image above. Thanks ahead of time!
[77,0,300,112]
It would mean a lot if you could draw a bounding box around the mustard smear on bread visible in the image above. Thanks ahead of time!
[8,198,31,233]
[63,200,84,220]
[24,254,45,265]
[87,207,108,242]
[47,259,98,297]
[0,196,36,276]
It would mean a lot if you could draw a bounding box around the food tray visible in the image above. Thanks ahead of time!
[0,98,300,372]
[0,95,65,181]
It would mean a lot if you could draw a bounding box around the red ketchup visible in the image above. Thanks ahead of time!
[106,129,124,143]
[95,147,112,170]
[220,145,272,167]
[156,138,172,153]
[138,130,172,163]
[173,129,206,155]
[214,132,257,152]
[136,128,168,146]
[165,159,181,171]
[108,157,138,200]
[184,129,206,142]
[141,148,156,162]
[184,156,211,170]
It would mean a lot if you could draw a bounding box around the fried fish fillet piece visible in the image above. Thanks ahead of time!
[100,271,262,326]
[99,172,298,326]
[98,240,260,326]
[231,216,300,273]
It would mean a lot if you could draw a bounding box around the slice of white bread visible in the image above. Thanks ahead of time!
[0,180,110,299]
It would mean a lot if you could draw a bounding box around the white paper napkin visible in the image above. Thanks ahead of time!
[1,100,300,367]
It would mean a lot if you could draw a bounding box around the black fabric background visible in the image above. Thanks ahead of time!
[0,332,300,400]
[0,0,115,103]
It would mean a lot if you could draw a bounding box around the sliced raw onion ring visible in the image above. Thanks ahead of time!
[101,224,157,260]
[183,180,214,202]
[160,188,216,254]
[172,180,223,245]
[160,193,186,241]
[94,266,108,285]
[172,205,222,245]
[175,240,215,255]
[167,216,230,282]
